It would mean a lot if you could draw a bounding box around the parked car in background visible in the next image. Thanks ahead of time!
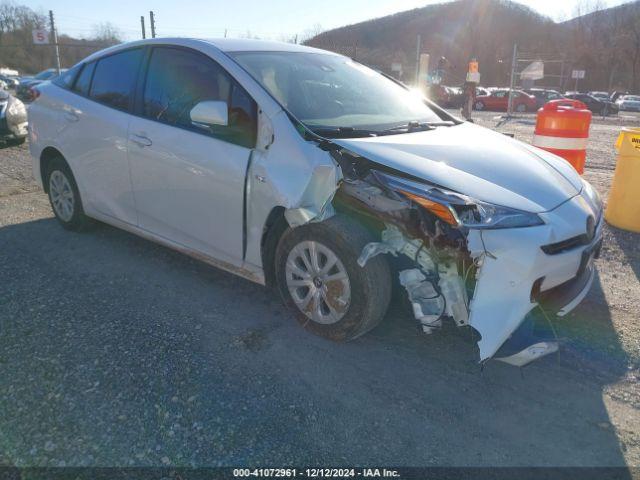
[0,89,28,145]
[524,88,564,109]
[615,94,640,112]
[430,85,469,108]
[474,89,537,112]
[611,91,629,103]
[0,74,19,89]
[429,84,452,107]
[16,68,66,100]
[27,38,604,367]
[444,85,465,108]
[588,91,610,101]
[564,93,618,115]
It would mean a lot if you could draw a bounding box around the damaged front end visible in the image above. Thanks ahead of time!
[326,147,569,367]
[263,115,598,367]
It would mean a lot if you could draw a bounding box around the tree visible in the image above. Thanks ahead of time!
[625,4,640,92]
[91,22,121,45]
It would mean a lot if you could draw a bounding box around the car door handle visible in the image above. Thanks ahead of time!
[64,111,79,122]
[129,134,152,147]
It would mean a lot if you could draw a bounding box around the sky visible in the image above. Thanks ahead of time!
[19,0,633,41]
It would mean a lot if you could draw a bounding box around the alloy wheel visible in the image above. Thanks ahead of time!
[285,240,351,325]
[49,170,75,222]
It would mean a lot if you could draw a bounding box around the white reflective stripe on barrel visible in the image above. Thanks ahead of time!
[532,135,588,150]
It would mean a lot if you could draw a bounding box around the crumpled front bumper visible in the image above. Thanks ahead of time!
[467,194,603,365]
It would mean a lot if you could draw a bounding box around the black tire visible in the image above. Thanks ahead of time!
[275,215,392,341]
[516,103,527,113]
[474,101,484,111]
[46,156,90,231]
[6,137,26,146]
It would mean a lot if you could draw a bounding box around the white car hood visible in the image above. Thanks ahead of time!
[333,122,581,213]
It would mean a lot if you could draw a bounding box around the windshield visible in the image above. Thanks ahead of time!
[229,51,443,134]
[624,96,640,101]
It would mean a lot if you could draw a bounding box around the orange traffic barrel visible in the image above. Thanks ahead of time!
[532,99,592,174]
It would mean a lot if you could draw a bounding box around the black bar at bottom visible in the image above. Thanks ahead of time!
[0,467,634,480]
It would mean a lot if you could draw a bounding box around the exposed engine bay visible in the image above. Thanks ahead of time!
[329,151,487,350]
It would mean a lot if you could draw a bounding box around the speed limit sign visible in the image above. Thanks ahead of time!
[32,29,49,45]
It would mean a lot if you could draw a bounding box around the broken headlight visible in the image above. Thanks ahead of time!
[373,171,544,230]
[454,198,545,229]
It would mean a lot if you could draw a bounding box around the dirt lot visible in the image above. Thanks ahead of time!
[0,115,639,471]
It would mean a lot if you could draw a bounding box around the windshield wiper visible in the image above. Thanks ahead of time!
[379,120,456,135]
[309,126,378,138]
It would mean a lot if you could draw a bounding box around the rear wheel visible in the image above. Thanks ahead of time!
[275,215,391,341]
[516,103,527,112]
[474,101,485,111]
[46,157,90,231]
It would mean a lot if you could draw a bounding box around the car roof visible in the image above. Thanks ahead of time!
[82,37,339,64]
[203,38,334,54]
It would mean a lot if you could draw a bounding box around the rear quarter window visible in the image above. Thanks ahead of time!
[73,62,96,97]
[52,64,82,89]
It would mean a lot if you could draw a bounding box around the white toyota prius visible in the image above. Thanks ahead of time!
[28,38,603,367]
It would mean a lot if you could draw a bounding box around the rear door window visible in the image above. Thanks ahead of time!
[89,48,143,111]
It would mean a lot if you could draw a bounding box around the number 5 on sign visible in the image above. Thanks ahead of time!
[32,29,49,45]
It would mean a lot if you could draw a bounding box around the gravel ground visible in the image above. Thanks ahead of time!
[1,124,639,470]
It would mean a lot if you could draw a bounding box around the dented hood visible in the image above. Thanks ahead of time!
[333,122,581,213]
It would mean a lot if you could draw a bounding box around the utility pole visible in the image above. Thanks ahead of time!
[415,34,421,86]
[149,11,156,38]
[140,16,146,39]
[49,10,61,74]
[507,43,517,116]
[224,29,227,38]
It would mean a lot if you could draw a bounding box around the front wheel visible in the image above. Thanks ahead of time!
[275,215,391,341]
[516,103,527,112]
[474,101,485,111]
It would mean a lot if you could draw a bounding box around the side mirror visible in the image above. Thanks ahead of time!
[190,100,228,128]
